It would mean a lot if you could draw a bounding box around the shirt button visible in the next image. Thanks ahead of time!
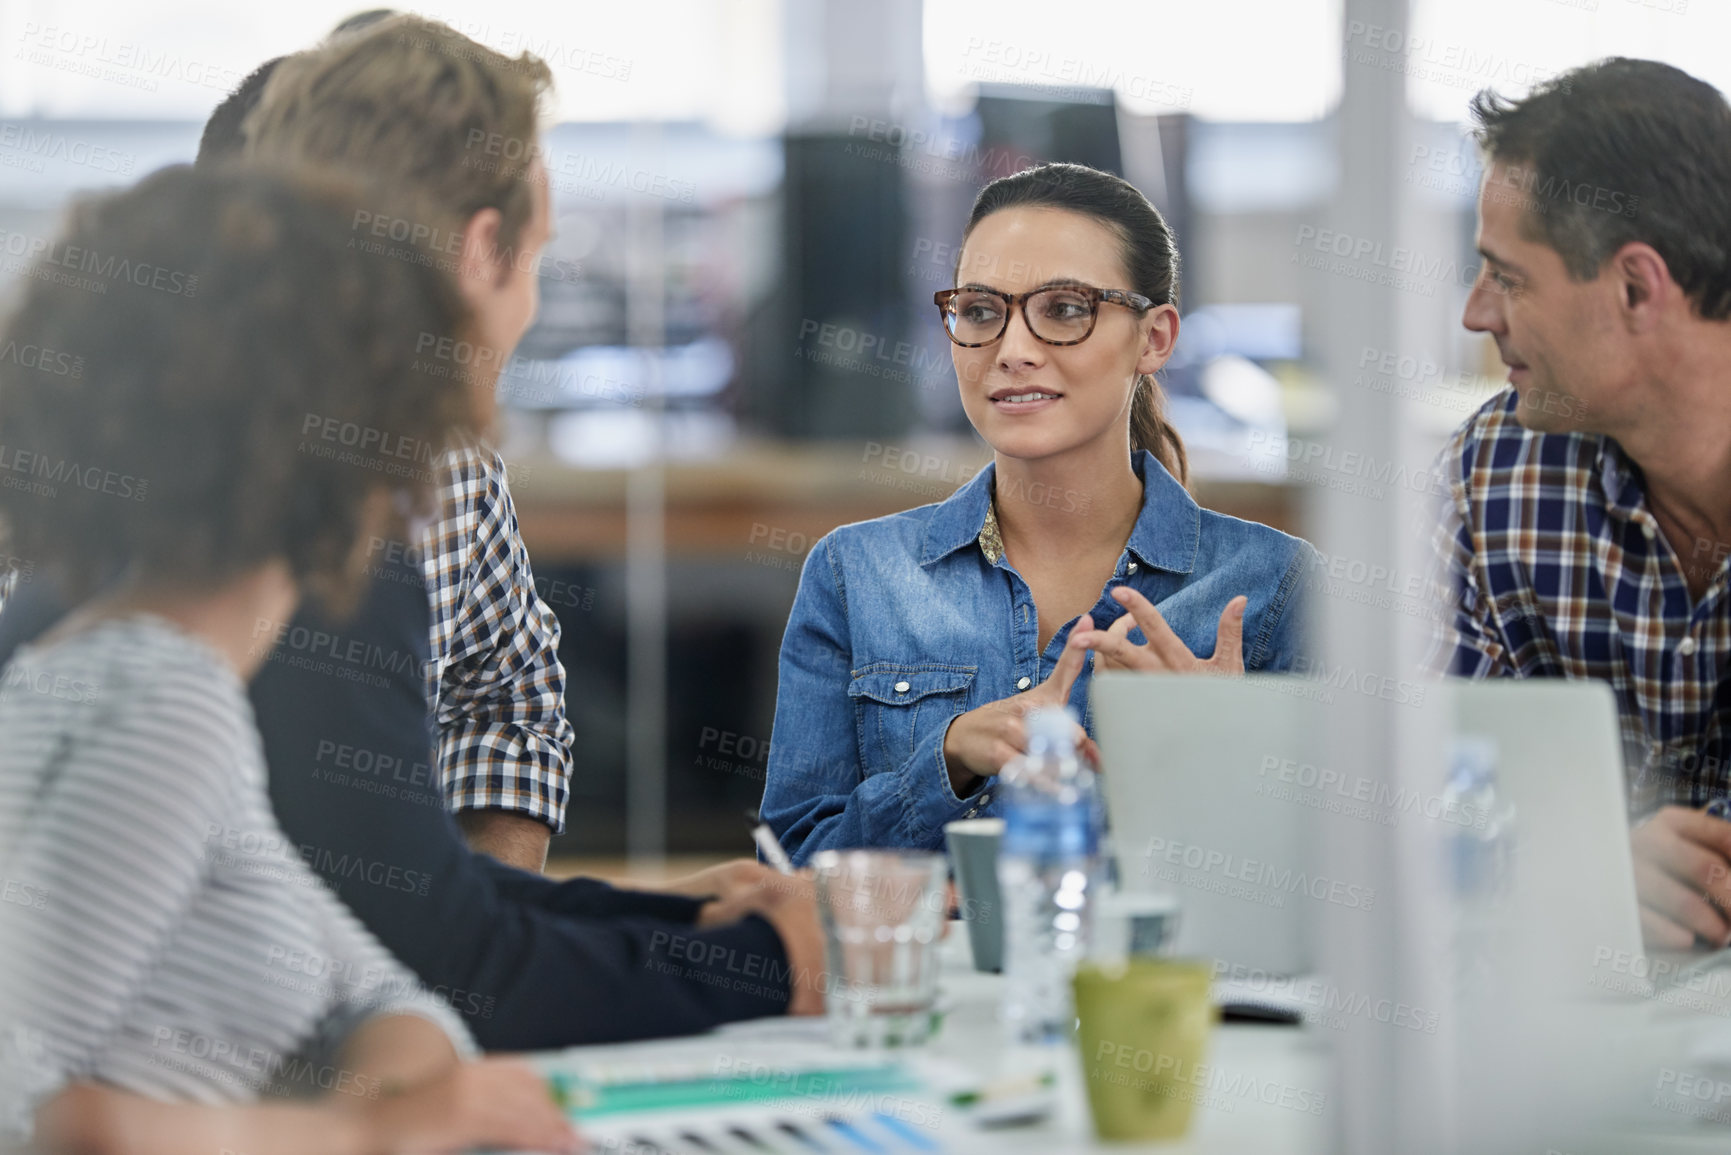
[979,793,992,806]
[894,680,910,693]
[1679,636,1699,657]
[1127,561,1139,574]
[1017,676,1031,690]
[1643,521,1657,539]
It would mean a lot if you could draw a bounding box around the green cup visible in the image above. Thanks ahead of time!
[1072,959,1217,1142]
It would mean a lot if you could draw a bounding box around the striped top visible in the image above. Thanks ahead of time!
[0,614,473,1141]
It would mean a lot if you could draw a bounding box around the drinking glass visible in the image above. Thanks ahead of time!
[812,850,948,1048]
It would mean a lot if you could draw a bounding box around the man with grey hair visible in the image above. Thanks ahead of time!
[1430,58,1731,951]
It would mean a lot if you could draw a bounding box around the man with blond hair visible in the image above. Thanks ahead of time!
[0,15,825,1049]
[247,14,570,871]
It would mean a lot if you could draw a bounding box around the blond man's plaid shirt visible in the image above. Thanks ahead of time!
[1426,390,1731,820]
[423,445,575,831]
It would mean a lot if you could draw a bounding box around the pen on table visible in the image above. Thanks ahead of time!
[747,809,797,875]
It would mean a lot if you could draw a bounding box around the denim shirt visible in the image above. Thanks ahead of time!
[762,450,1314,865]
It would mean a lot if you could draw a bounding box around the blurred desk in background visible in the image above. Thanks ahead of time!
[509,441,1303,562]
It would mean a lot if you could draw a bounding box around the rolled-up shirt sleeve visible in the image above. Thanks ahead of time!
[425,449,576,832]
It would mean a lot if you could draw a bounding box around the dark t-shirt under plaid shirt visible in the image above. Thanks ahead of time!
[1426,389,1731,820]
[423,445,576,831]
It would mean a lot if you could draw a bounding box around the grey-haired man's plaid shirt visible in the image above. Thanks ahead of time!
[1426,389,1731,820]
[423,445,575,831]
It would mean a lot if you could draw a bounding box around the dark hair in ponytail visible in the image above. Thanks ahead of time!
[960,162,1188,486]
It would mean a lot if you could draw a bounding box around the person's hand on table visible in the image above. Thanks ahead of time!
[655,859,778,906]
[1068,588,1247,676]
[686,860,808,930]
[354,1057,581,1154]
[941,624,1095,795]
[1631,805,1731,949]
[695,869,826,1015]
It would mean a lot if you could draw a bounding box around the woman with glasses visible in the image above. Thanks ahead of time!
[760,162,1314,863]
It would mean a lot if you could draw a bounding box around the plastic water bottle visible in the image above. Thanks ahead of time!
[1441,736,1514,992]
[997,705,1105,1047]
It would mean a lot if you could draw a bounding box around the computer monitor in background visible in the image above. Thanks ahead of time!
[974,85,1124,178]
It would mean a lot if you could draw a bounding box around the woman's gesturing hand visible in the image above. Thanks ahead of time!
[941,621,1094,794]
[1069,588,1247,676]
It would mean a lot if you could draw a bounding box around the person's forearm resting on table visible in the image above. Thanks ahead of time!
[32,1018,458,1155]
[33,1017,577,1155]
[35,1085,380,1155]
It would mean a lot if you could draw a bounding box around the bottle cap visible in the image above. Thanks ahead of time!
[1026,705,1080,750]
[1449,735,1499,790]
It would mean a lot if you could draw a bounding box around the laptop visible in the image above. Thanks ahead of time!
[1450,678,1642,1000]
[1092,673,1325,978]
[1092,672,1642,1001]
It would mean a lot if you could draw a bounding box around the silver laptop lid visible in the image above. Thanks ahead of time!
[1093,672,1638,997]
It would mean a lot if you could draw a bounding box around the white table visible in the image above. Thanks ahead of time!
[921,931,1334,1154]
[522,928,1335,1154]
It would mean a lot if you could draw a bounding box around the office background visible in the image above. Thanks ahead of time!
[0,0,1712,865]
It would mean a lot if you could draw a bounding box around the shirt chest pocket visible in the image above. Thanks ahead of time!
[1485,585,1562,674]
[848,663,977,774]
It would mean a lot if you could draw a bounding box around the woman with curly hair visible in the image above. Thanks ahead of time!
[0,165,576,1154]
